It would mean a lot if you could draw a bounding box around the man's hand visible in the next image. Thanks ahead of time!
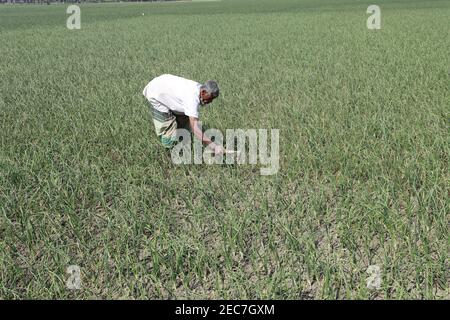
[189,116,225,153]
[188,117,228,155]
[213,145,226,155]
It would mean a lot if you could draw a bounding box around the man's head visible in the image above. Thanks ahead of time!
[200,80,219,105]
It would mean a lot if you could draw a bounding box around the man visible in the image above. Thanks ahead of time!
[143,74,225,154]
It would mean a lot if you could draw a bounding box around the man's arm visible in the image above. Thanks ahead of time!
[189,116,224,154]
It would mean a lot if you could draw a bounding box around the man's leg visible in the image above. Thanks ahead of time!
[174,114,193,145]
[175,114,191,131]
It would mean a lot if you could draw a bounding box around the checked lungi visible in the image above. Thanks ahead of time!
[147,98,190,148]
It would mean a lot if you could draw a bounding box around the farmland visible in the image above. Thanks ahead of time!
[0,0,449,299]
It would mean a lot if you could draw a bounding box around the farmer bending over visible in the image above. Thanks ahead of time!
[143,74,225,154]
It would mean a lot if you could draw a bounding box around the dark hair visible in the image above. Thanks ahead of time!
[201,80,219,98]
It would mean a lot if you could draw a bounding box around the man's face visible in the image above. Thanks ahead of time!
[200,89,214,105]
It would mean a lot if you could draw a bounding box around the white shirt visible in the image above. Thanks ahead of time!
[143,74,202,118]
